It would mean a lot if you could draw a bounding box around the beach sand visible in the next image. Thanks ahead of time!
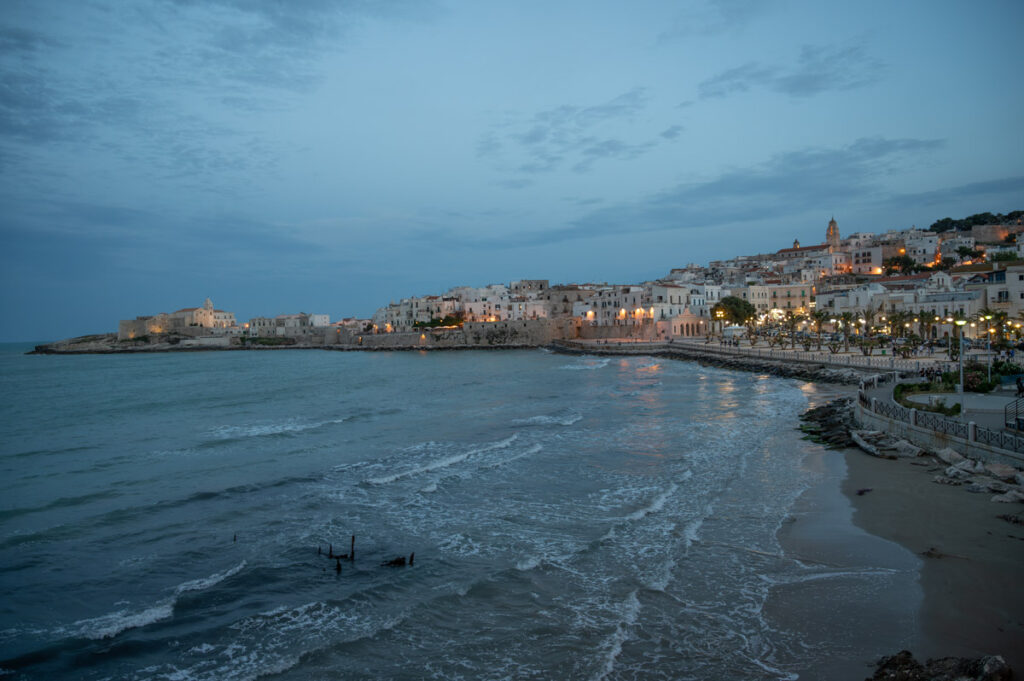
[841,449,1024,671]
[769,383,1024,679]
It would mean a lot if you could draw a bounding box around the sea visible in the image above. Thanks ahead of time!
[0,344,918,680]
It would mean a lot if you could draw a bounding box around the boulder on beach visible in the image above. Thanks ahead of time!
[991,489,1024,504]
[866,649,1011,681]
[934,447,965,466]
[984,462,1019,481]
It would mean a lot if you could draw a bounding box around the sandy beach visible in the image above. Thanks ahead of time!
[771,383,1024,679]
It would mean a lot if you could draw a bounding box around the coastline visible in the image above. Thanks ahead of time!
[771,381,1024,678]
[841,449,1024,671]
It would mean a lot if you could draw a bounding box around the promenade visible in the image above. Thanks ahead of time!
[558,335,1024,460]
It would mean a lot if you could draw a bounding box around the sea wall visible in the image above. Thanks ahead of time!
[329,319,576,349]
[855,399,1024,468]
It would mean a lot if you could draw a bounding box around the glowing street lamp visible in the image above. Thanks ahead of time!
[955,318,967,392]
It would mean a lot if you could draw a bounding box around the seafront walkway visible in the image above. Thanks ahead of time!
[560,337,953,373]
[558,335,1024,462]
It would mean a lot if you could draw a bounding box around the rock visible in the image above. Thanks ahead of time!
[867,650,1012,681]
[935,447,965,466]
[945,465,973,480]
[985,462,1019,481]
[1015,472,1024,487]
[933,475,963,486]
[893,440,923,458]
[852,431,896,459]
[991,489,1024,503]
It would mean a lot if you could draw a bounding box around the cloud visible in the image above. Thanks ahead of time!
[0,0,434,185]
[698,43,885,99]
[472,136,945,247]
[659,0,768,39]
[698,62,777,99]
[480,88,671,177]
[878,176,1024,208]
[659,125,684,140]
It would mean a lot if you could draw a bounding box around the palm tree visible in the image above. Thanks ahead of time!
[784,310,804,349]
[839,311,855,353]
[889,311,913,339]
[810,310,830,350]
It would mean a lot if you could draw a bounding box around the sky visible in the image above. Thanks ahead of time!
[1,0,1022,342]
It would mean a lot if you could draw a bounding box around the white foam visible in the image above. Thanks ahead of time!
[591,590,641,681]
[420,483,437,493]
[560,358,610,371]
[624,483,678,521]
[212,417,346,439]
[175,560,246,596]
[482,443,542,469]
[367,434,518,485]
[68,562,247,641]
[514,411,582,426]
[73,601,175,640]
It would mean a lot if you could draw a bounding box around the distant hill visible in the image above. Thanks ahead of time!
[929,210,1023,233]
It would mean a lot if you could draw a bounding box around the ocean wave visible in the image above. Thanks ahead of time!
[68,561,247,640]
[175,560,247,596]
[481,443,542,470]
[513,410,582,427]
[210,417,348,440]
[623,483,679,522]
[71,601,175,640]
[366,434,518,485]
[560,358,610,371]
[591,590,641,681]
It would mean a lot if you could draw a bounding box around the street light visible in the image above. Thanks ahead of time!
[984,314,994,382]
[955,318,967,392]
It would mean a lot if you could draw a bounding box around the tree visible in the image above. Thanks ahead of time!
[839,312,855,353]
[783,311,804,349]
[810,310,830,350]
[888,310,911,338]
[713,296,756,325]
[992,251,1020,262]
[883,255,917,274]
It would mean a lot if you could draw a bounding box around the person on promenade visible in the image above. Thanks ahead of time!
[1016,376,1023,398]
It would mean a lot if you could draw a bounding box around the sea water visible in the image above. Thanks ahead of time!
[0,346,914,679]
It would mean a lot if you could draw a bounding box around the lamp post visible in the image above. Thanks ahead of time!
[955,318,967,392]
[984,314,993,382]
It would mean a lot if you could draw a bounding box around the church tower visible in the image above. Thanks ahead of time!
[826,216,840,252]
[793,238,801,249]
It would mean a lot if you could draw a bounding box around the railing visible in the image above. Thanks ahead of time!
[858,382,1024,459]
[1005,397,1024,431]
[975,426,1024,455]
[576,338,933,372]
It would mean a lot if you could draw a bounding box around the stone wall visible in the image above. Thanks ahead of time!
[855,401,1024,468]
[326,319,576,349]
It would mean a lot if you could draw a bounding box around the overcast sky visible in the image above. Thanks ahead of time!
[2,0,1022,342]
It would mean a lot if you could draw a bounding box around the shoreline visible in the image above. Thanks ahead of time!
[772,382,1023,677]
[840,448,1024,671]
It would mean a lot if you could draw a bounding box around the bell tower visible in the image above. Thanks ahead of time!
[826,216,840,251]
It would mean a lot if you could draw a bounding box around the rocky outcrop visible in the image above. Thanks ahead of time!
[799,398,857,447]
[850,430,924,459]
[866,649,1011,681]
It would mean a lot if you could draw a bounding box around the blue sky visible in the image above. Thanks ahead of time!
[2,0,1022,342]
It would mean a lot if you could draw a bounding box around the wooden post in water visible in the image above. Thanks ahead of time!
[350,535,355,561]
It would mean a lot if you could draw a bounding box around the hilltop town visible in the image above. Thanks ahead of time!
[32,212,1024,353]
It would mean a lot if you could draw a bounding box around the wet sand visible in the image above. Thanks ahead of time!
[769,381,1024,678]
[841,448,1024,671]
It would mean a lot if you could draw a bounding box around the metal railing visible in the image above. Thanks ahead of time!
[859,383,1024,458]
[1005,398,1024,431]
